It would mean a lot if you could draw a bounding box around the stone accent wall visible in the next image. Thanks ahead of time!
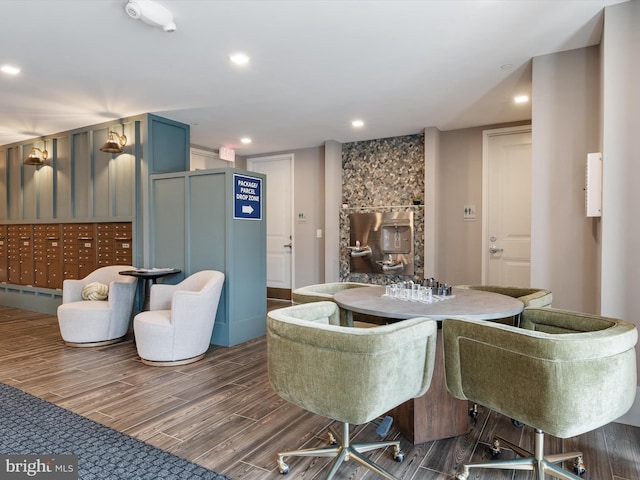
[340,134,425,283]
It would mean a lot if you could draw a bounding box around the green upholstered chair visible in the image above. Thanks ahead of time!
[456,285,552,325]
[443,307,638,480]
[267,301,438,480]
[291,282,371,326]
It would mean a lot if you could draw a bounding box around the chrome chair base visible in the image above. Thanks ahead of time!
[276,422,404,480]
[455,429,585,480]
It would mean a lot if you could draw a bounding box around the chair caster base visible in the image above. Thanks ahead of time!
[454,468,469,480]
[277,458,289,475]
[393,448,404,463]
[511,418,525,427]
[275,422,402,480]
[490,438,501,457]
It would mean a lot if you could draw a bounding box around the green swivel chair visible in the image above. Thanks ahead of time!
[291,282,371,326]
[267,301,438,480]
[456,285,552,324]
[443,307,637,480]
[455,285,553,423]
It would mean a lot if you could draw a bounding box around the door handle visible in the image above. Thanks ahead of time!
[489,245,504,254]
[283,243,292,248]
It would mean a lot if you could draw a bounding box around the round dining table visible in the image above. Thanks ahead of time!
[333,285,525,444]
[333,285,524,322]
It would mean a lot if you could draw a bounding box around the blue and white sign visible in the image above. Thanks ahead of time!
[233,174,262,220]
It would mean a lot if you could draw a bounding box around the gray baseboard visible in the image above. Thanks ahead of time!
[0,283,62,315]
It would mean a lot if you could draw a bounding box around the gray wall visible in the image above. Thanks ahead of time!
[246,146,326,289]
[292,147,325,288]
[530,46,601,313]
[434,122,529,286]
[436,126,487,284]
[601,0,640,425]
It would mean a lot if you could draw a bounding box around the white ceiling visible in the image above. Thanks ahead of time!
[0,0,626,156]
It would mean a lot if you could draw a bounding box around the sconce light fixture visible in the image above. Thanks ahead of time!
[99,131,127,154]
[24,147,48,166]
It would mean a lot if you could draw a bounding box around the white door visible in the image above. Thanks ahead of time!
[247,154,294,292]
[482,126,532,286]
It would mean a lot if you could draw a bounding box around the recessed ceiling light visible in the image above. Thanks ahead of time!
[514,95,529,103]
[351,120,364,128]
[500,63,514,70]
[229,53,250,65]
[1,64,21,75]
[240,137,252,144]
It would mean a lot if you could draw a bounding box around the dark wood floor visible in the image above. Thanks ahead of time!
[0,302,639,480]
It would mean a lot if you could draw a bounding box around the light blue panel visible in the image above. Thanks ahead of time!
[148,115,189,174]
[113,123,135,218]
[22,143,38,219]
[225,169,267,345]
[72,132,90,218]
[8,148,21,220]
[189,172,227,331]
[188,173,226,270]
[36,165,54,219]
[55,136,71,219]
[151,168,267,347]
[0,149,7,219]
[113,153,134,218]
[93,128,111,218]
[151,176,186,272]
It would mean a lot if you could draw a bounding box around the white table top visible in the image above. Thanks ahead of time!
[333,286,524,321]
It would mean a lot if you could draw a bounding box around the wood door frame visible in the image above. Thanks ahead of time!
[481,124,532,284]
[247,153,295,297]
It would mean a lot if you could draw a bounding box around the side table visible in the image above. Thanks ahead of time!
[119,268,181,312]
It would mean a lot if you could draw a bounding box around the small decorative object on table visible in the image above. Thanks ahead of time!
[384,280,453,304]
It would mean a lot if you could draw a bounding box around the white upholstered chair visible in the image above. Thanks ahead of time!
[56,265,138,347]
[133,270,225,366]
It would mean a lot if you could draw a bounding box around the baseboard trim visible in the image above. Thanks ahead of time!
[267,287,291,301]
[615,386,640,427]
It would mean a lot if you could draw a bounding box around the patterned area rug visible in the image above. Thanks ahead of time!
[0,383,231,480]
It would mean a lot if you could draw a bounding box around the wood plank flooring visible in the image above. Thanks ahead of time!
[0,302,639,480]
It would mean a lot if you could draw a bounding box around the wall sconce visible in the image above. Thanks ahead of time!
[24,147,48,166]
[99,131,127,154]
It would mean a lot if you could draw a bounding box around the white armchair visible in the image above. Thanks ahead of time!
[133,270,225,366]
[56,265,138,347]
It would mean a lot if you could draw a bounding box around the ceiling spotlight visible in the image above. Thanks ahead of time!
[99,131,127,153]
[24,147,48,166]
[229,53,250,65]
[514,95,529,104]
[351,120,365,128]
[240,137,252,144]
[125,0,176,32]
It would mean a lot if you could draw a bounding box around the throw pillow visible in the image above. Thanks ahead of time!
[81,282,109,301]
